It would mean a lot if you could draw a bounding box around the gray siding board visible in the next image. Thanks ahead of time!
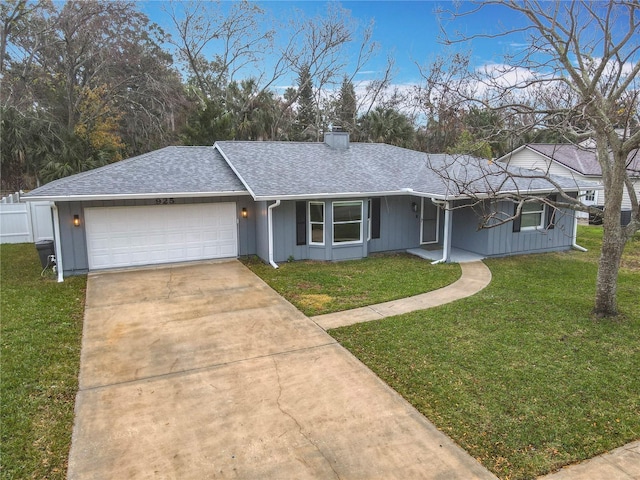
[58,201,88,274]
[449,199,575,257]
[255,201,269,262]
[368,195,421,253]
[482,200,574,256]
[272,201,297,262]
[450,201,490,254]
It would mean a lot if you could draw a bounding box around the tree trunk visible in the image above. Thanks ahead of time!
[593,146,627,318]
[594,224,624,317]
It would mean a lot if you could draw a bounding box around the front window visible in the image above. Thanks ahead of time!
[521,202,545,229]
[309,202,324,245]
[584,190,596,202]
[333,201,363,244]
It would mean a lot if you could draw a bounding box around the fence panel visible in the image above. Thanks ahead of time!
[30,202,54,241]
[0,192,54,244]
[0,203,32,243]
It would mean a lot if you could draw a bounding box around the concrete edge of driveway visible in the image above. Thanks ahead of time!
[311,260,492,330]
[536,440,640,480]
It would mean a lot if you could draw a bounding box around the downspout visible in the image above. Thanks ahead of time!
[267,200,281,268]
[50,202,64,282]
[571,210,587,252]
[431,199,451,264]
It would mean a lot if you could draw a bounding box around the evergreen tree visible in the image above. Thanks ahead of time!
[293,64,316,141]
[337,76,357,133]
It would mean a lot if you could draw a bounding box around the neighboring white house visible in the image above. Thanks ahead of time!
[498,144,640,222]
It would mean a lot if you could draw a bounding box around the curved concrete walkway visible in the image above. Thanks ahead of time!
[311,260,640,480]
[312,260,492,330]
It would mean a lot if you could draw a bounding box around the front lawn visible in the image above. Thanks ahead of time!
[330,225,640,480]
[1,244,86,480]
[242,253,461,316]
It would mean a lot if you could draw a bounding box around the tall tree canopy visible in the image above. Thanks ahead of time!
[1,0,186,189]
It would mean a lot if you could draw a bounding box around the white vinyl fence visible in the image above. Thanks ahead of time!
[0,192,54,244]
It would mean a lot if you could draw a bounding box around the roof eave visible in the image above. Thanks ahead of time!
[252,190,421,201]
[23,191,251,202]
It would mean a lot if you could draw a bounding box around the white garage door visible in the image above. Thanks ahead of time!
[85,203,237,270]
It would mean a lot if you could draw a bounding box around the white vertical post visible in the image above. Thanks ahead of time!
[442,201,452,263]
[51,203,64,282]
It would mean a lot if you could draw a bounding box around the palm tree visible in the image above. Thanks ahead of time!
[359,107,415,148]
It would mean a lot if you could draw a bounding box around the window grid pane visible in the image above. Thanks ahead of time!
[521,212,542,228]
[311,224,324,243]
[309,202,324,244]
[334,223,361,243]
[333,204,362,222]
[332,201,362,244]
[309,203,324,222]
[522,203,544,214]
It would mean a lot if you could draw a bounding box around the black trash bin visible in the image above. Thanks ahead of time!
[35,240,55,269]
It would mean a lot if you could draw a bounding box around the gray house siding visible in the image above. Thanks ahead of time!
[57,201,89,275]
[368,195,422,253]
[451,199,575,257]
[268,199,370,263]
[255,195,423,265]
[450,201,491,254]
[254,201,269,262]
[57,196,256,276]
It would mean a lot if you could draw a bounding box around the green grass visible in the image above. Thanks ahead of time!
[242,252,461,316]
[329,226,640,480]
[1,244,86,480]
[2,228,637,479]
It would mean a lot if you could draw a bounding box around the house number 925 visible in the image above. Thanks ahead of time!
[155,198,175,205]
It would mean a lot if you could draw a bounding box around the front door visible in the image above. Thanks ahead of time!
[420,198,439,244]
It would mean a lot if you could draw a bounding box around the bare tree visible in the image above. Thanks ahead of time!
[419,0,640,317]
[166,0,275,102]
[169,1,393,141]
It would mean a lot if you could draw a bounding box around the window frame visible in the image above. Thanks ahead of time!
[332,200,364,245]
[520,202,545,230]
[584,190,596,202]
[308,201,325,245]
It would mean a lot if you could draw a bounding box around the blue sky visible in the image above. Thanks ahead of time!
[140,1,527,88]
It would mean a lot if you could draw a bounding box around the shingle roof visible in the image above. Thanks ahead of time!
[25,146,247,199]
[25,141,598,201]
[216,141,595,200]
[523,144,640,177]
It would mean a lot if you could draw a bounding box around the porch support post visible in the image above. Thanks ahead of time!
[442,201,452,263]
[431,200,453,265]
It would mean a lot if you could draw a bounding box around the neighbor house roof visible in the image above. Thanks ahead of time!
[216,141,596,201]
[500,144,640,177]
[25,146,247,200]
[26,140,598,202]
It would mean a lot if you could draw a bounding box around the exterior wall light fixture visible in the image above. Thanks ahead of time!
[241,207,248,219]
[73,214,81,227]
[411,202,418,213]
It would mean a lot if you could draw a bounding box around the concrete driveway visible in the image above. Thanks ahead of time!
[69,260,497,479]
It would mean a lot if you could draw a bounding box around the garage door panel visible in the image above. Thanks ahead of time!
[85,203,238,270]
